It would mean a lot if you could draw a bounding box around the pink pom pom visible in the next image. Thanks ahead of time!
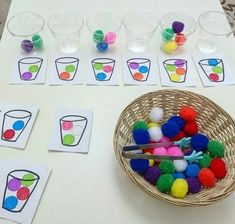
[104,32,117,44]
[167,146,183,156]
[153,147,168,162]
[159,136,170,148]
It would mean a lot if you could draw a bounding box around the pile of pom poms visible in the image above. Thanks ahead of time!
[161,21,187,54]
[129,105,227,199]
[93,30,117,53]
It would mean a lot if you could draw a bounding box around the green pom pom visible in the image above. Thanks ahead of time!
[93,30,104,43]
[159,160,175,174]
[132,120,148,131]
[162,28,174,41]
[157,174,174,193]
[198,153,212,168]
[207,140,224,158]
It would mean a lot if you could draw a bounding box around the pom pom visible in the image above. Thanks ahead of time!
[171,178,188,198]
[144,152,155,166]
[93,30,104,43]
[175,33,186,46]
[133,129,150,145]
[186,177,201,193]
[130,159,149,173]
[173,160,188,172]
[156,174,174,193]
[149,107,163,122]
[172,21,185,34]
[96,42,109,52]
[132,120,148,131]
[183,121,198,136]
[161,122,180,138]
[144,166,161,184]
[198,153,212,168]
[147,122,159,128]
[161,28,174,41]
[184,148,193,156]
[159,160,175,174]
[21,40,34,53]
[159,136,170,148]
[104,32,117,44]
[168,116,185,129]
[167,146,183,157]
[185,163,200,178]
[173,172,185,179]
[179,106,197,121]
[170,130,185,141]
[198,168,215,187]
[191,134,209,152]
[142,148,154,154]
[148,126,163,142]
[209,158,227,179]
[153,147,168,157]
[162,41,178,54]
[207,140,225,158]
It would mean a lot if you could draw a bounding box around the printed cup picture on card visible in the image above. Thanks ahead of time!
[127,58,151,82]
[18,57,43,81]
[91,58,115,81]
[55,57,79,81]
[198,58,224,82]
[2,170,40,213]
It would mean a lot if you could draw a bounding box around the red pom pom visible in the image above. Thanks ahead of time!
[170,131,185,141]
[179,107,197,121]
[183,121,198,136]
[210,158,227,179]
[198,168,215,187]
[143,148,154,154]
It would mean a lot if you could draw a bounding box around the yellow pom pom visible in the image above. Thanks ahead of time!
[162,41,178,54]
[171,178,188,198]
[145,152,154,166]
[147,122,159,128]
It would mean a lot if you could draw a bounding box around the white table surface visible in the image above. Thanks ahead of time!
[1,0,235,223]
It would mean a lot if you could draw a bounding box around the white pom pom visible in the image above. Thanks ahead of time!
[149,107,163,122]
[173,160,188,172]
[148,126,163,142]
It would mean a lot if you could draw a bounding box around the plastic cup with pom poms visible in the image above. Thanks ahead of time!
[86,12,121,53]
[159,12,196,54]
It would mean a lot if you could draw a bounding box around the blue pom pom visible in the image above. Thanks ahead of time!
[173,172,185,179]
[130,159,149,173]
[185,163,200,177]
[96,42,109,52]
[168,116,185,129]
[191,134,209,152]
[161,122,180,138]
[133,129,150,144]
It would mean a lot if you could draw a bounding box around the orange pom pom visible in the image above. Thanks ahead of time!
[179,107,197,121]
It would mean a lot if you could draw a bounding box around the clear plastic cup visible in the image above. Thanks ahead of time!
[196,11,235,54]
[123,11,159,53]
[48,12,84,54]
[60,115,87,146]
[2,170,39,212]
[1,110,32,142]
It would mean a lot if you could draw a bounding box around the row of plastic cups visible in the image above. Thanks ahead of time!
[7,11,235,54]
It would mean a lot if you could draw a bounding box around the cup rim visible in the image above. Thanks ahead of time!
[198,10,235,37]
[7,12,45,37]
[123,10,159,35]
[47,11,84,35]
[86,11,122,33]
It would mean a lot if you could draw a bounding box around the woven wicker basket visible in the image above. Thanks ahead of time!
[114,89,235,206]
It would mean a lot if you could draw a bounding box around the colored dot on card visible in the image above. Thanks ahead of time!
[209,73,219,81]
[212,66,223,74]
[174,60,185,67]
[62,121,73,130]
[129,62,139,69]
[166,64,176,72]
[96,72,107,81]
[21,173,35,187]
[133,72,144,81]
[8,178,21,191]
[4,196,18,210]
[22,72,33,80]
[65,65,76,73]
[103,65,113,73]
[94,63,103,70]
[59,72,70,80]
[17,187,30,200]
[208,59,219,66]
[3,129,15,140]
[63,134,75,145]
[170,73,180,82]
[28,65,39,73]
[176,67,186,75]
[13,120,25,131]
[138,66,149,73]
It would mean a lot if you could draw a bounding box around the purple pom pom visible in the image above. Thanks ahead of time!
[184,148,193,156]
[21,40,34,53]
[130,159,149,174]
[172,21,185,34]
[161,122,180,138]
[191,134,209,152]
[168,116,185,129]
[186,177,201,193]
[144,167,161,184]
[133,129,150,144]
